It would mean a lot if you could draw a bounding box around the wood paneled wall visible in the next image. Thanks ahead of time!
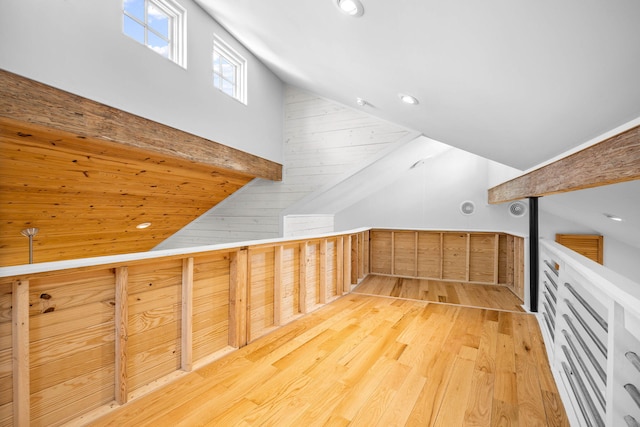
[156,86,415,248]
[369,229,524,298]
[0,230,367,426]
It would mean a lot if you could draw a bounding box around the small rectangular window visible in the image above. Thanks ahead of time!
[213,35,247,104]
[123,0,187,68]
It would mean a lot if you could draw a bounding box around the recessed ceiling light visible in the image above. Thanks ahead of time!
[399,93,419,105]
[604,213,623,222]
[356,97,367,106]
[136,222,152,229]
[336,0,364,17]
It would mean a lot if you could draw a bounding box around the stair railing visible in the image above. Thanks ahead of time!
[538,239,640,426]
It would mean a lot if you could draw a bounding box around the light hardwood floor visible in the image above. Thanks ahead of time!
[89,283,567,426]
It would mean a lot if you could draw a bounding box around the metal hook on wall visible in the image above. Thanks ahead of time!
[21,227,39,264]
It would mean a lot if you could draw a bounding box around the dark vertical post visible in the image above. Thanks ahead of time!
[529,197,539,312]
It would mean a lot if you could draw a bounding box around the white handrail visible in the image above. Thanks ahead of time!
[538,239,640,427]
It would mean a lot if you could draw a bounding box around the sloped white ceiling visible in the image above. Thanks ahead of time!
[194,0,640,170]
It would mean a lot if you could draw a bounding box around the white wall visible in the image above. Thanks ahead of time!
[0,0,283,163]
[334,147,529,235]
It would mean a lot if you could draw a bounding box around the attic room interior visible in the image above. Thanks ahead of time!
[1,0,639,426]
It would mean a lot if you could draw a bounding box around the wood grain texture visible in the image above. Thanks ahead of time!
[88,294,568,426]
[488,125,640,204]
[555,234,604,264]
[28,269,116,426]
[354,275,525,312]
[0,70,281,181]
[371,230,524,299]
[115,267,128,405]
[12,279,30,426]
[0,116,255,266]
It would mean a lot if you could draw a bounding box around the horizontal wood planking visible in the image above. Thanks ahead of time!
[0,117,255,266]
[0,230,386,424]
[27,269,115,426]
[555,233,604,264]
[0,70,281,181]
[158,86,414,249]
[192,254,230,361]
[488,125,640,204]
[370,230,524,296]
[126,262,182,392]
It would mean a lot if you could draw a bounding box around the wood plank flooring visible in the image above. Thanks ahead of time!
[353,275,526,312]
[88,285,568,426]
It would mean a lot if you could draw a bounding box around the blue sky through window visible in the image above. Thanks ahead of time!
[123,0,171,59]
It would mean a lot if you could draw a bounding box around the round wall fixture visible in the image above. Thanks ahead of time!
[508,201,527,218]
[460,201,475,216]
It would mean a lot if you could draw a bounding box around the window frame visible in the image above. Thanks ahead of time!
[213,35,247,105]
[123,0,187,68]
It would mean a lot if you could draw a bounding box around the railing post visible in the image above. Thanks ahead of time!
[181,257,194,372]
[529,196,539,312]
[229,248,248,348]
[12,279,30,425]
[115,267,128,405]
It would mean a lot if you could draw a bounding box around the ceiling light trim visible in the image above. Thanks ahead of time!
[335,0,364,17]
[399,93,419,105]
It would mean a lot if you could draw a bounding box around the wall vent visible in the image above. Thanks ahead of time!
[508,201,527,218]
[460,201,475,215]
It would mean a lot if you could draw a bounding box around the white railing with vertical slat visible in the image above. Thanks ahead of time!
[538,239,640,427]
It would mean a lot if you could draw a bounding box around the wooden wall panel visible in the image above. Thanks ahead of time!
[305,242,321,311]
[248,248,275,342]
[514,237,525,300]
[555,234,604,264]
[0,278,14,426]
[369,229,523,302]
[394,231,416,277]
[28,269,115,426]
[280,245,300,324]
[469,234,497,284]
[350,235,358,285]
[498,234,508,285]
[370,230,392,275]
[417,232,442,279]
[442,233,468,281]
[126,261,182,392]
[0,229,364,425]
[192,253,230,362]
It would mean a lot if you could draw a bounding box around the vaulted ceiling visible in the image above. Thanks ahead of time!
[196,0,640,170]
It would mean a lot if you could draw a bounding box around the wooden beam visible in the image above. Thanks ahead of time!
[181,257,194,372]
[114,267,128,405]
[488,125,640,204]
[12,279,30,425]
[0,69,282,181]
